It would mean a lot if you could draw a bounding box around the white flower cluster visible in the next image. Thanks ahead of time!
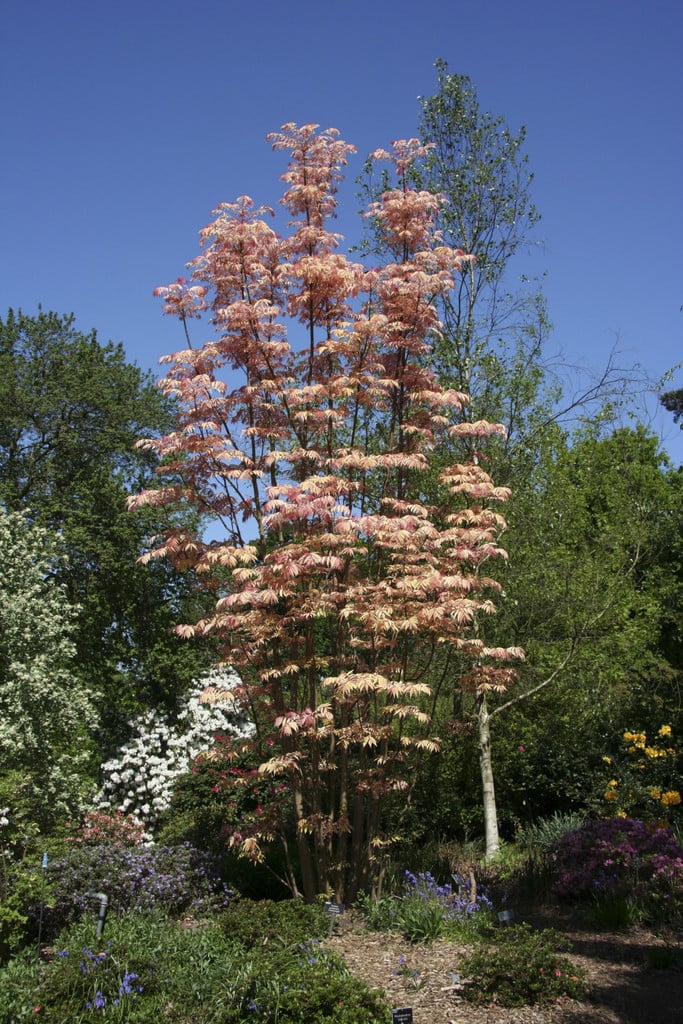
[95,668,252,834]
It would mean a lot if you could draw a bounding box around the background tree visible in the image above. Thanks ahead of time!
[403,423,683,852]
[0,308,216,740]
[661,387,683,425]
[0,511,96,828]
[408,60,646,473]
[133,125,522,901]
[357,63,662,855]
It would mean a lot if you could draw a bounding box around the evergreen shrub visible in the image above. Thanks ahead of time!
[458,923,586,1006]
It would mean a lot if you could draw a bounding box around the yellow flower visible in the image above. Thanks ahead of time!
[604,790,617,801]
[658,725,672,738]
[607,780,619,788]
[645,747,666,759]
[650,788,662,800]
[615,810,627,818]
[660,791,682,807]
[602,756,612,765]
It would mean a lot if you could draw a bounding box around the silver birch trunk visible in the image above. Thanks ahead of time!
[477,690,500,858]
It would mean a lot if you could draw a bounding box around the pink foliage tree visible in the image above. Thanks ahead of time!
[132,124,522,900]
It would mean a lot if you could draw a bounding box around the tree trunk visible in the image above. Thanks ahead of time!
[477,690,500,858]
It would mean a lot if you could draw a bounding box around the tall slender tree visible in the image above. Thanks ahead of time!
[360,63,658,856]
[133,125,522,900]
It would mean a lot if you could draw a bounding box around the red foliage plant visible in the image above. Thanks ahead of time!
[131,124,523,901]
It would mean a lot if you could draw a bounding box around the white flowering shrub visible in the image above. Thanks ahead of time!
[0,511,96,825]
[96,667,253,834]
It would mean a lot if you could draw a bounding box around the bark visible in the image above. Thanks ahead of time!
[477,690,500,858]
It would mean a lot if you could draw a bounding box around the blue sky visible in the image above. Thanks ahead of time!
[2,0,682,458]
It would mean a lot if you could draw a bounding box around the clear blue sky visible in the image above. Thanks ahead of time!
[2,0,682,457]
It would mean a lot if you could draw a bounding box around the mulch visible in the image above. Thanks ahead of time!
[323,908,683,1024]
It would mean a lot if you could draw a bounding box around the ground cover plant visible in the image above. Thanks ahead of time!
[0,912,243,1023]
[0,902,391,1024]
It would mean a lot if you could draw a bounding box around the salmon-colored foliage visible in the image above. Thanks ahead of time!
[132,124,521,900]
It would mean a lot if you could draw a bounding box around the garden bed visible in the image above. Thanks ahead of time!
[324,909,683,1024]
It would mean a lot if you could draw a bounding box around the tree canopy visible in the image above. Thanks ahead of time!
[133,124,523,900]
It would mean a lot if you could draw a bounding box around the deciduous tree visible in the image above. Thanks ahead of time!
[133,124,522,900]
[366,64,660,856]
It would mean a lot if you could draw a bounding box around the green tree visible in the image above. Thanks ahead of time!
[476,425,683,831]
[410,61,650,480]
[0,511,96,826]
[660,387,683,425]
[0,308,215,737]
[402,424,683,849]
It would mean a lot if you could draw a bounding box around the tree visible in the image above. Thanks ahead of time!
[473,424,683,842]
[358,63,658,857]
[132,124,522,901]
[660,388,683,425]
[0,511,96,826]
[0,309,216,735]
[358,59,552,480]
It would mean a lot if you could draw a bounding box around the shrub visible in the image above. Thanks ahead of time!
[34,842,231,940]
[96,668,253,835]
[599,725,681,823]
[0,865,46,963]
[161,735,293,856]
[220,898,329,949]
[229,943,391,1024]
[0,949,42,1023]
[588,894,643,930]
[458,923,586,1007]
[65,809,145,848]
[552,818,683,921]
[219,898,390,1022]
